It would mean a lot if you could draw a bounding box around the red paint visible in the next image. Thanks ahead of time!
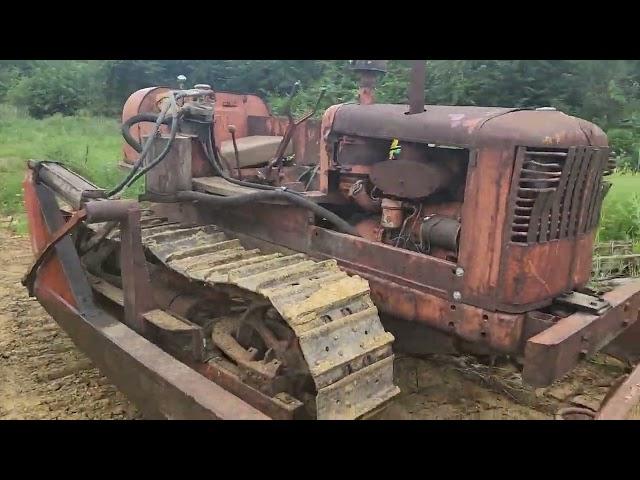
[22,171,77,307]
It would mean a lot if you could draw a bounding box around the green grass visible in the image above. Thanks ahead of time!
[599,173,640,249]
[604,173,640,204]
[0,104,139,233]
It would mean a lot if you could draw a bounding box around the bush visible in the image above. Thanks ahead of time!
[6,61,103,119]
[0,65,21,101]
[607,111,640,173]
[599,194,640,242]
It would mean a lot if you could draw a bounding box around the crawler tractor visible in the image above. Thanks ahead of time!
[22,61,640,419]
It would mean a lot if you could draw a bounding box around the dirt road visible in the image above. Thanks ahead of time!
[0,228,139,419]
[0,227,634,420]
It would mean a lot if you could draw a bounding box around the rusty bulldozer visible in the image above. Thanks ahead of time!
[21,61,640,420]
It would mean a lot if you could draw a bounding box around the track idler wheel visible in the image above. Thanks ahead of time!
[211,301,316,409]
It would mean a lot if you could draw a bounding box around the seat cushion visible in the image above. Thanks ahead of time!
[219,135,294,168]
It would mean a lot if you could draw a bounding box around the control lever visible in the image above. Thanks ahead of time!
[258,84,326,182]
[228,124,242,180]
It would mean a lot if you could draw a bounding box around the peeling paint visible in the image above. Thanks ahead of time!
[449,114,466,128]
[526,259,552,295]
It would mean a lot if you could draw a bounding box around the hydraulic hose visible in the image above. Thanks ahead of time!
[122,110,182,189]
[175,190,359,236]
[121,88,211,153]
[122,112,175,153]
[108,94,179,197]
[202,131,302,194]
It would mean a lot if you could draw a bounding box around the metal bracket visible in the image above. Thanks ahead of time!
[22,208,88,296]
[30,160,106,209]
[554,291,610,315]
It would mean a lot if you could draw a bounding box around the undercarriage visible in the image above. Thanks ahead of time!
[83,210,398,419]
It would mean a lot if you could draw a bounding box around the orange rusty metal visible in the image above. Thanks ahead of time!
[499,239,577,309]
[330,104,608,149]
[122,88,271,164]
[571,232,596,286]
[523,279,640,386]
[458,147,514,310]
[212,92,270,143]
[318,104,342,193]
[595,361,640,420]
[22,208,87,297]
[354,218,384,242]
[22,170,78,308]
[365,275,524,353]
[121,87,171,163]
[324,103,609,317]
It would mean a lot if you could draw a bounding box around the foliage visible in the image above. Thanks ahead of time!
[598,175,640,243]
[3,59,640,125]
[6,61,105,118]
[598,192,640,244]
[607,111,640,172]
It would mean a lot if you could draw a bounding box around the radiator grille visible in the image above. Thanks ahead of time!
[510,146,610,244]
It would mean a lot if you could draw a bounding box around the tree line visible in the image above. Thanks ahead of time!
[1,60,639,169]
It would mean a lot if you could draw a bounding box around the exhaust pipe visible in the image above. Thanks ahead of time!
[408,60,426,114]
[394,61,427,163]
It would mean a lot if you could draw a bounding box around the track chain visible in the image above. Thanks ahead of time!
[92,215,400,419]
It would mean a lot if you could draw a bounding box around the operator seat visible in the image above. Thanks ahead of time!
[218,136,294,168]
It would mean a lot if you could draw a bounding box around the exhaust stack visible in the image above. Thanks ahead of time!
[408,60,426,114]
